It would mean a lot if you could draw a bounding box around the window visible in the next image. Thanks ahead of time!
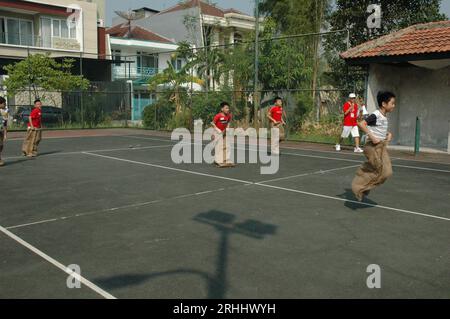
[61,20,69,38]
[112,49,121,66]
[40,17,51,47]
[234,32,243,43]
[137,52,158,69]
[172,58,183,71]
[20,20,33,46]
[6,19,19,45]
[52,19,60,37]
[0,18,5,43]
[2,17,33,46]
[50,18,74,39]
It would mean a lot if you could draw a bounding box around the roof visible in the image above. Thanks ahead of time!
[341,20,450,61]
[158,0,251,18]
[106,24,175,44]
[223,8,247,15]
[134,7,160,13]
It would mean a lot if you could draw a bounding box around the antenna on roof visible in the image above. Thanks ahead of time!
[115,9,146,38]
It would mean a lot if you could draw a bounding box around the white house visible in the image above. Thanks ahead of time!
[106,23,180,121]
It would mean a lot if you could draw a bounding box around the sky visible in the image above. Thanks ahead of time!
[105,0,450,27]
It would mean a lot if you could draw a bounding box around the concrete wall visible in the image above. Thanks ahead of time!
[135,8,202,48]
[366,63,450,150]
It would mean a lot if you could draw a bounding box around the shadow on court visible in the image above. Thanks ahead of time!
[94,210,277,299]
[337,189,379,210]
[3,158,29,166]
[36,150,63,156]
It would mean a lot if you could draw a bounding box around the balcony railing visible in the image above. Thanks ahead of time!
[0,32,81,51]
[112,66,159,80]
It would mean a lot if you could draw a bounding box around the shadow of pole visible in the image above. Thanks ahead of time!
[93,210,277,299]
[194,210,277,299]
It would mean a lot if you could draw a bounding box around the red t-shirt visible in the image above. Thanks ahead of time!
[270,106,283,122]
[28,107,42,128]
[343,102,358,126]
[213,112,232,132]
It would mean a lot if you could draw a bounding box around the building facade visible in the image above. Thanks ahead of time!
[0,0,110,111]
[106,23,180,121]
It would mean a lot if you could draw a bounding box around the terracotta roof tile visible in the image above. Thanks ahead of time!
[106,24,174,44]
[159,0,224,17]
[157,0,251,18]
[341,20,450,60]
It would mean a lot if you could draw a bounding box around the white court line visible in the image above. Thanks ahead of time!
[83,151,253,184]
[253,183,450,222]
[273,145,450,166]
[120,135,450,173]
[82,152,450,222]
[281,152,450,173]
[2,144,174,161]
[0,225,116,299]
[6,186,235,230]
[7,133,450,172]
[259,164,361,184]
[389,164,450,173]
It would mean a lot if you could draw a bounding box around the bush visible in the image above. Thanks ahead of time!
[167,109,191,130]
[143,93,175,130]
[191,91,234,124]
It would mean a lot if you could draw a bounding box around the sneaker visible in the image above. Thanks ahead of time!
[354,147,364,153]
[335,144,341,151]
[0,160,4,167]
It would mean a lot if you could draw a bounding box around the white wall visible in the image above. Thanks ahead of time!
[367,63,450,150]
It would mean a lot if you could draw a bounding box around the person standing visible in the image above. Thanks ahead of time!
[22,99,43,157]
[352,91,396,201]
[212,102,235,167]
[0,96,8,166]
[267,96,287,155]
[335,93,363,153]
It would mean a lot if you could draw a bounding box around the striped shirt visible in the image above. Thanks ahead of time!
[366,110,388,141]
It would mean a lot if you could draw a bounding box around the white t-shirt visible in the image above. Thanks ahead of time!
[365,110,388,141]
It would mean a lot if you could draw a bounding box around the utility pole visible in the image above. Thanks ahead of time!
[253,0,260,129]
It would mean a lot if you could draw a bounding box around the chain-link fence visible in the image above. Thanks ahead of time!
[1,30,367,143]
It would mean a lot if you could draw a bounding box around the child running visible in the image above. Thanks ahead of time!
[352,91,396,201]
[22,99,43,157]
[267,96,287,155]
[212,102,235,167]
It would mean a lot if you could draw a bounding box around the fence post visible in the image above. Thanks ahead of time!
[27,46,32,108]
[447,120,450,154]
[80,51,84,128]
[414,116,420,156]
[253,0,260,130]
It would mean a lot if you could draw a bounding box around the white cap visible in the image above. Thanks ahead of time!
[349,93,356,98]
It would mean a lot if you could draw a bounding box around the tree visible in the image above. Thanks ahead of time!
[259,0,331,35]
[258,19,312,93]
[3,53,89,104]
[147,55,203,114]
[259,0,332,122]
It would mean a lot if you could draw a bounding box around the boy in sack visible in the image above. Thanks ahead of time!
[352,91,396,201]
[22,99,43,157]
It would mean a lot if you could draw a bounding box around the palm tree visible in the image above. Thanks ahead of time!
[148,57,203,114]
